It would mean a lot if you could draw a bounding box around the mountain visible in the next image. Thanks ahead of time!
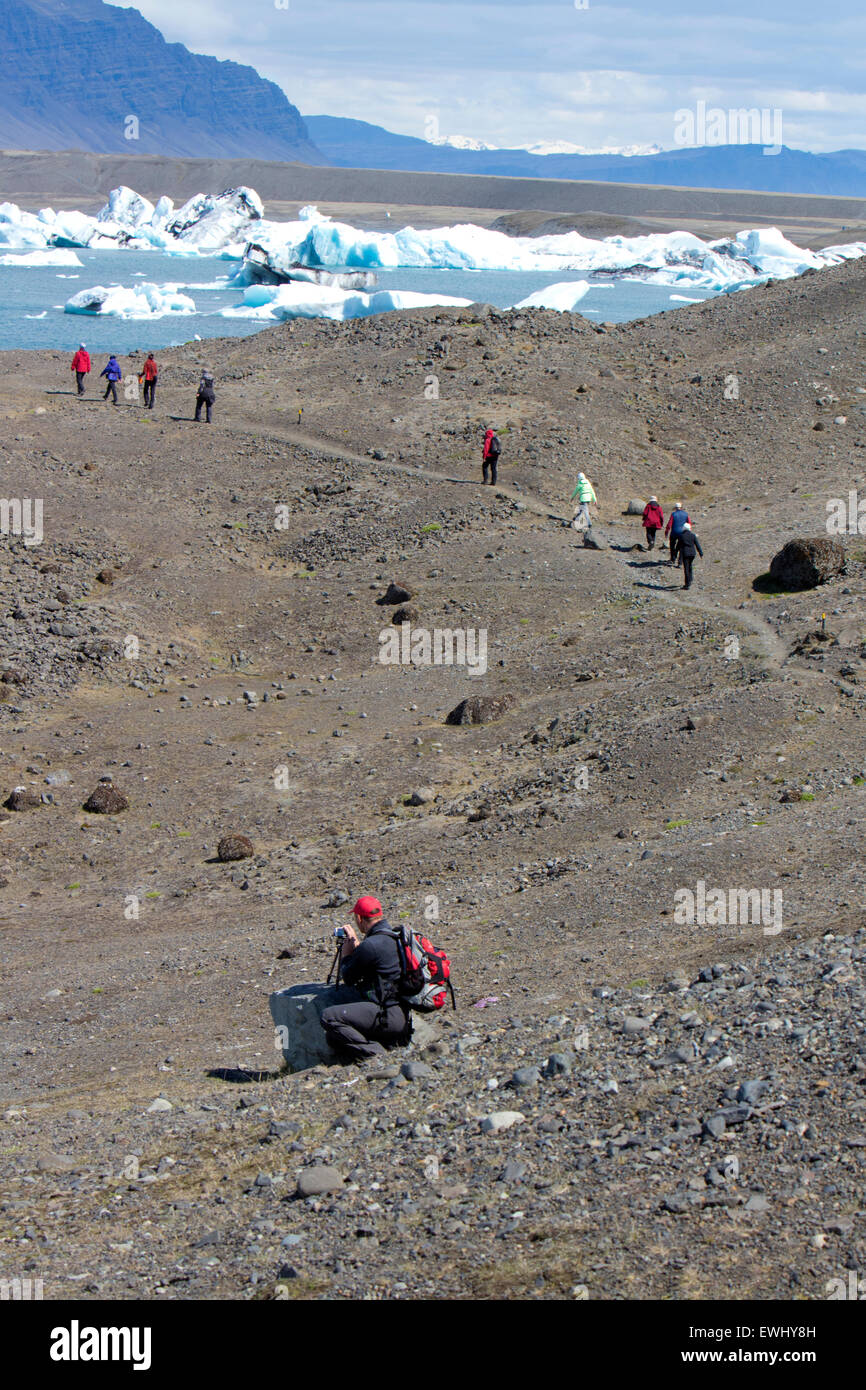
[0,0,325,162]
[306,115,866,197]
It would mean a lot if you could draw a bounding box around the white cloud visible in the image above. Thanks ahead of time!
[111,0,866,152]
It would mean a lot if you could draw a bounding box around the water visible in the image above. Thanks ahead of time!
[0,247,716,352]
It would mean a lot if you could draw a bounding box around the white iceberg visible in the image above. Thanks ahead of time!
[0,248,83,267]
[515,280,592,311]
[221,282,473,322]
[97,186,156,230]
[64,283,197,318]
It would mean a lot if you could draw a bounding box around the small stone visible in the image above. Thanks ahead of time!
[481,1111,525,1134]
[400,1061,432,1081]
[542,1052,573,1077]
[296,1165,344,1198]
[510,1067,540,1088]
[147,1099,173,1113]
[745,1194,770,1213]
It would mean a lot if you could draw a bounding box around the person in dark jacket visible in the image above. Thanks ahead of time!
[677,522,703,589]
[664,502,690,566]
[139,353,158,409]
[71,343,90,396]
[320,896,409,1060]
[482,428,501,485]
[642,495,664,550]
[194,370,215,423]
[100,355,122,406]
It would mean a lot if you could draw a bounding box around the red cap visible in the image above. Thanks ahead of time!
[352,895,383,920]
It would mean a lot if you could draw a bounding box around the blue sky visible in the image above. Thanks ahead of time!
[114,1,866,152]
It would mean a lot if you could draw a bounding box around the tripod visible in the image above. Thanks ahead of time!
[326,938,344,987]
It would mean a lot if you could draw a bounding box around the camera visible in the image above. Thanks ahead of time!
[333,927,347,940]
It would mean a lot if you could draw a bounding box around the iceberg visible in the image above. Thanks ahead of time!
[164,187,264,251]
[0,248,83,267]
[515,280,592,311]
[221,282,473,322]
[98,186,156,230]
[64,283,197,318]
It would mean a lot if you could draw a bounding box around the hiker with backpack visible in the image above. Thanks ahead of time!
[99,354,122,406]
[194,370,215,423]
[320,896,410,1060]
[665,501,690,566]
[482,428,501,485]
[320,894,454,1061]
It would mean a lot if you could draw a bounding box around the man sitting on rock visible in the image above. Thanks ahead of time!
[320,896,410,1061]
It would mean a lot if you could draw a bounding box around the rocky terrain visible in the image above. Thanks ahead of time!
[0,251,865,1301]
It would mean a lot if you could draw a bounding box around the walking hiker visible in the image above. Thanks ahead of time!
[99,354,122,406]
[71,343,90,396]
[677,521,703,589]
[194,370,215,423]
[320,896,410,1061]
[482,428,501,485]
[138,353,158,409]
[642,495,664,550]
[571,471,598,530]
[665,501,690,566]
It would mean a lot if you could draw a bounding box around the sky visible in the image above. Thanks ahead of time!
[113,0,866,153]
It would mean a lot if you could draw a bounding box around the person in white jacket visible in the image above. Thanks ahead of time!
[570,472,598,529]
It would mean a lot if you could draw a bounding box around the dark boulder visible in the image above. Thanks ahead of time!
[768,537,846,590]
[82,783,129,814]
[217,833,254,862]
[376,582,413,606]
[5,787,41,811]
[445,695,514,726]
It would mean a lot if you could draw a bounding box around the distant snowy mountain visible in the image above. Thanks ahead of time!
[0,0,324,162]
[306,116,866,195]
[429,135,664,157]
[429,135,499,152]
[521,140,664,158]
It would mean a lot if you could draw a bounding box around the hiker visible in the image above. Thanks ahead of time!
[482,428,501,485]
[194,370,215,423]
[99,355,122,406]
[138,353,158,409]
[71,342,90,396]
[571,471,597,530]
[642,495,664,550]
[665,501,690,566]
[677,521,703,589]
[320,896,410,1061]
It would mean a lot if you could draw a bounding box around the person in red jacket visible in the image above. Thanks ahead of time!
[71,343,91,397]
[482,428,501,485]
[642,495,664,550]
[138,353,158,409]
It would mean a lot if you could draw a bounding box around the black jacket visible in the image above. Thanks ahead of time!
[341,919,405,1006]
[677,530,703,559]
[197,377,215,403]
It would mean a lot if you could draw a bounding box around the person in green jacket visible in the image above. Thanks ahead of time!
[571,472,598,529]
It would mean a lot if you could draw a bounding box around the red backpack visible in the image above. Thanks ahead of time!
[386,924,456,1012]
